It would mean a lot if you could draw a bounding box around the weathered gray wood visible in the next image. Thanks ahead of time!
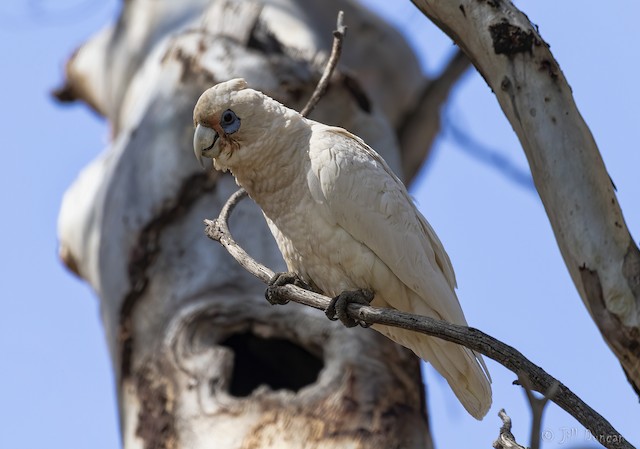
[493,410,528,449]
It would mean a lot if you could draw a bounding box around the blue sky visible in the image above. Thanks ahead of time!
[1,1,638,448]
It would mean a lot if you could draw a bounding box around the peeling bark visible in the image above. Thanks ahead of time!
[135,365,177,449]
[580,263,640,397]
[411,0,640,394]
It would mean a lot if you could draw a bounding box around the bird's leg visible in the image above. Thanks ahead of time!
[265,272,313,305]
[325,289,374,328]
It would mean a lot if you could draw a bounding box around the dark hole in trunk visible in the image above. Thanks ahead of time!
[219,332,323,397]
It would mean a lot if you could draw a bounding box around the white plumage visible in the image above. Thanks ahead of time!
[193,78,492,419]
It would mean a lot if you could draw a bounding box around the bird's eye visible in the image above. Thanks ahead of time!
[222,110,234,124]
[220,109,240,134]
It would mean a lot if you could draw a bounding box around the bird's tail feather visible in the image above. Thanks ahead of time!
[373,324,492,419]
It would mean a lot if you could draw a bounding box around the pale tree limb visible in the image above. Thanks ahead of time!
[493,409,528,449]
[409,0,640,394]
[204,190,633,449]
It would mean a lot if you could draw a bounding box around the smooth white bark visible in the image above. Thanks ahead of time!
[411,0,640,390]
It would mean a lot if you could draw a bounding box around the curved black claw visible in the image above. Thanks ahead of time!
[265,272,312,305]
[325,289,374,328]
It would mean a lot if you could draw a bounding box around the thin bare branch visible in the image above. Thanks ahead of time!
[203,190,632,449]
[299,10,347,118]
[204,188,272,283]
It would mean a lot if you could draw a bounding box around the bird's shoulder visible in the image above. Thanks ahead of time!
[306,123,458,291]
[307,124,402,199]
[309,124,387,165]
[306,124,421,248]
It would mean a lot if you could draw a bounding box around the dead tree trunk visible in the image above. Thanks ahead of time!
[54,1,466,447]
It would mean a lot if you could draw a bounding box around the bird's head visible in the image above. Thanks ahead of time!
[193,78,275,172]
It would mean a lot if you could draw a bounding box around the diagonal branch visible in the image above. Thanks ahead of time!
[410,0,640,396]
[203,189,632,449]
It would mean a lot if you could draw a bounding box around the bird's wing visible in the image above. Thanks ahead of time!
[308,125,464,324]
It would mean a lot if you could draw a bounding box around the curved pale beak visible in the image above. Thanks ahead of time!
[193,124,219,168]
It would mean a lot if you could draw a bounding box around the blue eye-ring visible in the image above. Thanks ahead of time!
[220,109,241,134]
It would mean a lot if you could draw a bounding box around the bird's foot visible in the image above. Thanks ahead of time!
[325,289,374,328]
[265,272,312,305]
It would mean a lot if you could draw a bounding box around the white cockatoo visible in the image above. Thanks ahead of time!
[193,78,491,419]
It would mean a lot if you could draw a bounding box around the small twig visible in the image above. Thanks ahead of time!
[299,10,347,118]
[203,190,632,449]
[493,409,528,449]
[204,188,271,280]
[520,376,559,449]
